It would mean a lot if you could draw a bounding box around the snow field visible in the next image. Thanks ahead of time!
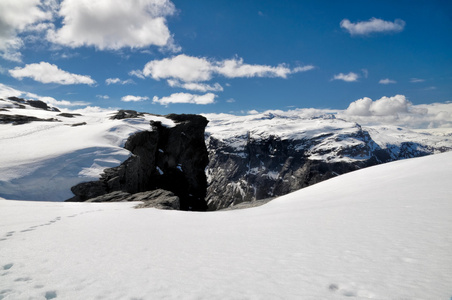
[1,152,451,299]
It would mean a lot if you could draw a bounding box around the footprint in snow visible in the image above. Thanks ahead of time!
[3,263,13,271]
[328,283,357,297]
[44,290,57,299]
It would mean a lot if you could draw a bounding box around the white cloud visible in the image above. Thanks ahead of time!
[9,62,95,85]
[129,70,146,79]
[339,97,452,129]
[144,54,213,82]
[340,18,406,36]
[0,0,55,61]
[361,69,369,78]
[215,58,312,79]
[96,95,109,99]
[121,95,149,102]
[332,72,359,82]
[345,95,411,116]
[247,110,259,115]
[0,83,89,107]
[47,0,177,50]
[226,98,235,103]
[105,78,134,85]
[142,54,314,83]
[167,79,223,92]
[379,78,397,84]
[410,78,425,83]
[152,92,216,106]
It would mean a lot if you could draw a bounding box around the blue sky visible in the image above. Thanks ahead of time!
[0,0,451,115]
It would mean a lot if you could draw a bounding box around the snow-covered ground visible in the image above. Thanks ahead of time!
[0,99,174,201]
[1,151,451,299]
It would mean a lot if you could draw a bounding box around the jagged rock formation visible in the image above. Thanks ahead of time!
[67,113,209,211]
[204,113,451,210]
[110,109,145,120]
[7,96,60,112]
[0,114,60,125]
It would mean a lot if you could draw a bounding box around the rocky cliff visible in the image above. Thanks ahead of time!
[204,112,451,210]
[67,113,209,211]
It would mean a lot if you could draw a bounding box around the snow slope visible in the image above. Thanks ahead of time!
[0,99,174,201]
[1,151,451,299]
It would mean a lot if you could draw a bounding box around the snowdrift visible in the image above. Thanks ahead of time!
[1,151,451,299]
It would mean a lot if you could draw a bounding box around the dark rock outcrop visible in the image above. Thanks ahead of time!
[7,96,60,111]
[58,113,82,118]
[110,110,145,120]
[67,114,209,211]
[0,114,60,125]
[70,122,87,127]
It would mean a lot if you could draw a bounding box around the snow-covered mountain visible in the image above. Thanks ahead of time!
[1,96,452,209]
[204,111,452,209]
[1,149,451,299]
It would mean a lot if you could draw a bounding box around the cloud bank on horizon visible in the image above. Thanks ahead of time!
[0,0,450,117]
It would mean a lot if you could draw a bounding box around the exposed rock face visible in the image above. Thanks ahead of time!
[58,113,82,118]
[0,114,60,125]
[7,96,60,112]
[67,114,209,211]
[204,114,449,210]
[110,110,145,120]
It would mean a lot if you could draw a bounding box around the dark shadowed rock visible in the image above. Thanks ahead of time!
[70,122,87,127]
[58,113,82,118]
[0,114,60,125]
[110,110,145,120]
[7,97,60,111]
[67,114,209,211]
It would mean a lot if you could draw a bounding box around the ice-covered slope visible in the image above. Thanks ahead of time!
[0,98,174,201]
[1,151,451,299]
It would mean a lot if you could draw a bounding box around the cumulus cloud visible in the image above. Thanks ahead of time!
[47,0,177,50]
[152,92,216,105]
[121,95,149,102]
[143,54,213,82]
[0,83,89,107]
[332,72,359,82]
[379,78,397,84]
[340,18,406,36]
[142,54,314,83]
[340,97,452,129]
[105,78,134,85]
[0,0,55,61]
[9,62,95,85]
[167,79,223,92]
[345,95,410,116]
